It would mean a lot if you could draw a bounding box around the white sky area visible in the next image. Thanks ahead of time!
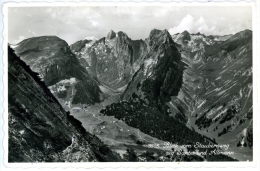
[8,6,252,45]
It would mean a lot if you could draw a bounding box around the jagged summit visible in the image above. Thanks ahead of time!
[149,28,163,35]
[117,31,129,38]
[106,30,116,39]
[106,30,130,41]
[182,30,190,35]
[148,29,174,46]
[149,28,170,36]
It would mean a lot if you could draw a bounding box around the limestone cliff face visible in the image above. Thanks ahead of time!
[8,47,121,162]
[70,30,148,91]
[13,36,86,86]
[12,36,103,105]
[106,30,116,39]
[70,39,92,54]
[121,29,184,111]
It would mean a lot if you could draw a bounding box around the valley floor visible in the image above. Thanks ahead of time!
[56,93,252,161]
[58,96,172,157]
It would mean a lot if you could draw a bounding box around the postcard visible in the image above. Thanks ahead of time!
[1,0,259,169]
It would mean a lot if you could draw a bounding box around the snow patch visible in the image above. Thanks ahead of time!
[58,78,77,85]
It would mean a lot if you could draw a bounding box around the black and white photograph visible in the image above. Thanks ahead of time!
[3,1,257,165]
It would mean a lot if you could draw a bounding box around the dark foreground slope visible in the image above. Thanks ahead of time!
[8,46,121,162]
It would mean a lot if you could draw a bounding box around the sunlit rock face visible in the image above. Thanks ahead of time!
[70,30,148,91]
[12,36,103,105]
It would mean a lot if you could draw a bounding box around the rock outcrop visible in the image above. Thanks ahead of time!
[106,30,116,39]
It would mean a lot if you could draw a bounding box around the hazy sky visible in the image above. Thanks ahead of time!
[8,6,252,45]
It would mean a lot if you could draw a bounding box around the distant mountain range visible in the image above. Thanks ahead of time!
[8,28,252,161]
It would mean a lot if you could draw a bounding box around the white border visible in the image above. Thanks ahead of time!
[2,0,259,169]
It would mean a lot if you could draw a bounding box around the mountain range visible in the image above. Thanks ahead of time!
[8,28,252,162]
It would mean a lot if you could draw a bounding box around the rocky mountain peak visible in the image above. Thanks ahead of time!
[106,29,116,39]
[117,31,130,39]
[115,31,132,48]
[16,36,68,50]
[13,36,88,86]
[149,28,170,36]
[182,30,190,35]
[12,36,103,105]
[148,29,174,47]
